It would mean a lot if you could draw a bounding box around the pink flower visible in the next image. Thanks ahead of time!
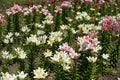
[6,9,12,16]
[83,36,91,43]
[55,6,62,13]
[6,4,23,15]
[0,14,6,24]
[59,43,71,52]
[11,4,23,14]
[69,48,79,59]
[101,16,115,31]
[24,8,33,16]
[32,5,39,12]
[41,9,49,15]
[88,31,98,37]
[61,1,72,8]
[86,43,94,50]
[24,11,30,16]
[92,38,100,46]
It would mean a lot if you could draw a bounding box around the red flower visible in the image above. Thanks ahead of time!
[24,1,35,6]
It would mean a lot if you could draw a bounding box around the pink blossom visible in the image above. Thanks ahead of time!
[88,31,98,37]
[41,9,49,15]
[32,5,39,12]
[24,8,33,16]
[0,14,6,24]
[85,43,94,50]
[24,11,30,16]
[101,16,115,31]
[69,48,79,59]
[92,38,100,46]
[6,10,12,16]
[55,6,62,13]
[61,1,72,8]
[6,4,23,15]
[59,43,71,52]
[83,36,91,43]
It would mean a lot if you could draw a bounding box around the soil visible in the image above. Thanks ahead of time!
[99,61,120,80]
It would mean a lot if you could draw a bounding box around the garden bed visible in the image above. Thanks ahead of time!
[0,0,120,80]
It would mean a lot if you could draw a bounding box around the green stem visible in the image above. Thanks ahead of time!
[13,13,20,32]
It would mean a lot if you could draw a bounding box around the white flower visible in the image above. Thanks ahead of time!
[42,14,53,25]
[102,54,109,60]
[33,67,48,79]
[27,34,47,45]
[5,32,13,39]
[35,23,45,28]
[51,51,61,62]
[1,51,14,59]
[3,32,14,44]
[15,32,20,37]
[70,28,78,34]
[86,56,97,63]
[62,64,71,71]
[37,30,45,35]
[48,31,63,46]
[19,52,27,59]
[93,45,102,53]
[14,47,27,59]
[18,71,27,79]
[10,38,13,43]
[51,51,72,70]
[1,72,17,80]
[21,26,30,32]
[44,49,52,57]
[3,39,9,44]
[77,37,84,51]
[60,25,69,30]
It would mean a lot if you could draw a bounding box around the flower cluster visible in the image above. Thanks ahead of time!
[14,47,27,59]
[51,51,72,70]
[42,14,54,25]
[27,34,47,45]
[55,6,62,13]
[78,24,101,34]
[59,43,79,59]
[77,35,102,52]
[6,4,23,16]
[61,1,72,8]
[100,16,120,34]
[47,31,63,46]
[23,5,39,16]
[75,12,91,21]
[1,71,27,80]
[3,32,13,44]
[1,50,14,59]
